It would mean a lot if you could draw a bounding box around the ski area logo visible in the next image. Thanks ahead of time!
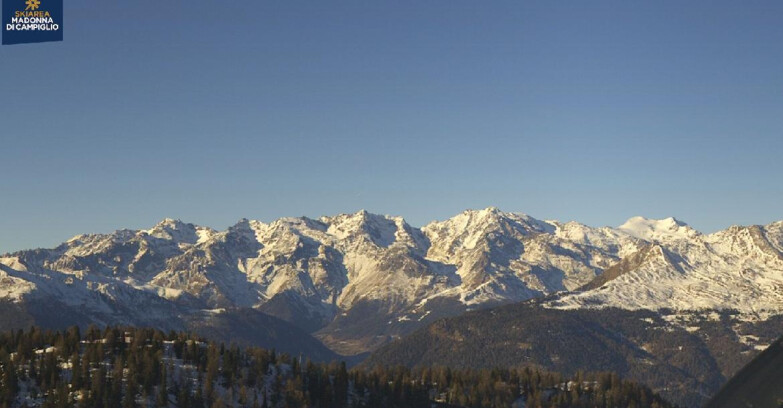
[2,0,62,45]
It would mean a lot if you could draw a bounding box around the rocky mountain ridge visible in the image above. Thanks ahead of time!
[1,208,782,357]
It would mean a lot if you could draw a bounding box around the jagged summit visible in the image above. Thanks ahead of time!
[429,207,555,236]
[154,217,186,227]
[144,218,205,244]
[319,210,414,249]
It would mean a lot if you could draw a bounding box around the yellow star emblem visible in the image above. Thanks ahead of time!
[25,0,41,11]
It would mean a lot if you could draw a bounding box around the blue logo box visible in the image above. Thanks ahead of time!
[2,0,63,45]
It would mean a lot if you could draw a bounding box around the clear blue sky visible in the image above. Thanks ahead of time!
[1,0,782,253]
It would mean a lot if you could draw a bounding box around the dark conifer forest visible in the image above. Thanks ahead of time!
[0,326,676,408]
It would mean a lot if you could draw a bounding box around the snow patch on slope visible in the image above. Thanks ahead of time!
[0,257,36,300]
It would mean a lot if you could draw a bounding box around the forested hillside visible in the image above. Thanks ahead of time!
[0,326,675,408]
[705,336,783,408]
[364,303,783,407]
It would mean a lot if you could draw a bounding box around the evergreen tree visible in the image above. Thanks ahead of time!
[157,365,168,407]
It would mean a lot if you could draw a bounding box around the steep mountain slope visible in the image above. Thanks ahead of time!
[549,221,783,315]
[364,301,783,407]
[705,335,783,408]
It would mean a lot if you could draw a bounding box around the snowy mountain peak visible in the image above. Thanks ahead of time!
[322,210,409,248]
[469,206,505,221]
[142,218,221,247]
[444,207,553,233]
[618,216,699,242]
[145,218,197,242]
[421,208,561,263]
[478,206,501,215]
[155,217,184,227]
[229,218,257,235]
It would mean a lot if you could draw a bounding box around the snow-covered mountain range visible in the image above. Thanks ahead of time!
[1,208,782,355]
[549,217,783,318]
